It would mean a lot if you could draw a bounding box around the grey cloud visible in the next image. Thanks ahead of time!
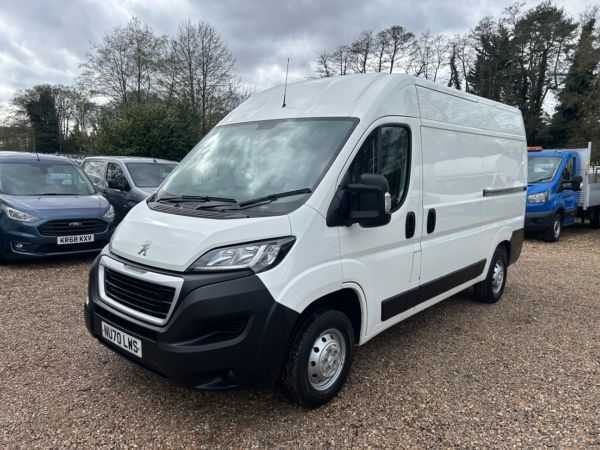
[0,0,591,103]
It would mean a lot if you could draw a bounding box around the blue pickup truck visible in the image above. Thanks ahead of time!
[526,143,600,241]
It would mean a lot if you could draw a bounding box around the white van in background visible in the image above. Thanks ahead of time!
[84,74,527,407]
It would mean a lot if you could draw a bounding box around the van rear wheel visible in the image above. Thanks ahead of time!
[279,309,354,408]
[474,247,508,304]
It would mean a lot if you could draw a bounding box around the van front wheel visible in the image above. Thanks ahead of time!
[544,213,562,242]
[474,247,508,304]
[279,309,354,408]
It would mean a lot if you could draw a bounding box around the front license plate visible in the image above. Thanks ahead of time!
[57,234,94,245]
[101,321,142,358]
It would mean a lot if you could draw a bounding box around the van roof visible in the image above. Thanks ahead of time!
[220,73,522,129]
[0,151,75,164]
[83,156,177,164]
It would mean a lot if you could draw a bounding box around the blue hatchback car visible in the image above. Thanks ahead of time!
[0,152,116,261]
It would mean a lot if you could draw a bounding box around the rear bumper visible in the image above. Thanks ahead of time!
[84,254,299,389]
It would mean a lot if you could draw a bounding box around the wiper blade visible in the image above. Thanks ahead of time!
[530,176,553,183]
[238,188,312,208]
[157,194,237,204]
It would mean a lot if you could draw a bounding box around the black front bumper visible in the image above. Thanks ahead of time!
[525,211,554,233]
[84,254,299,389]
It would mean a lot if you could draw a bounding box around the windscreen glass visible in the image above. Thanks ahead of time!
[126,163,177,188]
[157,118,356,204]
[0,162,95,196]
[528,156,562,183]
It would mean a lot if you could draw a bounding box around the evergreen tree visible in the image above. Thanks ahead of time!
[548,13,600,148]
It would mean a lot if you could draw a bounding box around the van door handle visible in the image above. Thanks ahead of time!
[405,211,416,239]
[427,209,436,234]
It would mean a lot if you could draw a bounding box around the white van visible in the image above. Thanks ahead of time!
[84,74,527,407]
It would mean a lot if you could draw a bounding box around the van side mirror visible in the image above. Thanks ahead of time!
[326,173,392,227]
[108,178,127,191]
[572,175,583,192]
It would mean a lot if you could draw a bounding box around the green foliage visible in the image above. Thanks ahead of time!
[96,102,201,161]
[548,13,600,156]
[13,85,60,153]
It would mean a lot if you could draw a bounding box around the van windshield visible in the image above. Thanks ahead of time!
[126,163,177,188]
[0,161,95,196]
[156,118,356,209]
[528,156,562,184]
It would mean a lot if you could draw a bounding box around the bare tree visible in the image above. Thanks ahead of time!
[80,17,166,107]
[349,30,375,74]
[316,52,334,77]
[331,45,351,75]
[171,20,236,133]
[384,26,415,73]
[409,31,449,81]
[373,31,390,72]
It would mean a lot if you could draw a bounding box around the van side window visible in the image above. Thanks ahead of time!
[82,161,104,184]
[562,157,574,180]
[348,126,410,211]
[107,163,126,188]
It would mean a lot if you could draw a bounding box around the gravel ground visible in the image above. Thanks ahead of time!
[1,225,599,449]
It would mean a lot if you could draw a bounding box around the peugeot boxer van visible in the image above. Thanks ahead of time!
[84,74,527,407]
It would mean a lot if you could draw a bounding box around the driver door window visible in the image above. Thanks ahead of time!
[106,163,127,190]
[348,125,410,212]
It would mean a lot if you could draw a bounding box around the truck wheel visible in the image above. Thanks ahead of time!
[544,213,562,242]
[474,247,508,304]
[279,309,354,408]
[591,207,600,229]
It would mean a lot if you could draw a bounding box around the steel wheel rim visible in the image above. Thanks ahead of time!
[491,259,505,295]
[554,218,561,238]
[307,328,346,391]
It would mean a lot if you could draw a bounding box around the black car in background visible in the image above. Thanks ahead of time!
[81,157,177,223]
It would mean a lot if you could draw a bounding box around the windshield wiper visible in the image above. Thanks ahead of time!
[529,176,553,184]
[157,194,237,204]
[237,188,312,208]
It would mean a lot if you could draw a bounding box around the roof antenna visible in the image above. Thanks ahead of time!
[282,58,290,108]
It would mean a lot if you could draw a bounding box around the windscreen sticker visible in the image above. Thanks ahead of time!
[47,172,73,185]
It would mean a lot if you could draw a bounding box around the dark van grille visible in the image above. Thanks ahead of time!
[39,219,108,236]
[104,268,176,319]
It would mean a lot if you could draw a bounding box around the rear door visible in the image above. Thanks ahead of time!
[338,117,423,336]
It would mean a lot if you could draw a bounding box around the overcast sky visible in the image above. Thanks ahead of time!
[0,0,593,110]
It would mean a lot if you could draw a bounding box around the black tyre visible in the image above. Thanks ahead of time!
[279,309,354,408]
[544,213,562,242]
[474,247,508,304]
[590,207,600,229]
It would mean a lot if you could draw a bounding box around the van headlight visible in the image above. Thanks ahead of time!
[527,191,550,203]
[188,237,295,273]
[102,204,115,221]
[1,205,41,223]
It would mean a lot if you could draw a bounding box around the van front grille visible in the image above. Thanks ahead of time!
[104,268,176,319]
[39,219,108,236]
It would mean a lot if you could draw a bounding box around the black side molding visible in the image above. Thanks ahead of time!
[508,227,524,266]
[381,259,487,321]
[483,186,527,197]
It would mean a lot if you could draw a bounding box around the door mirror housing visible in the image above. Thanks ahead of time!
[326,173,392,227]
[560,175,583,192]
[108,178,127,191]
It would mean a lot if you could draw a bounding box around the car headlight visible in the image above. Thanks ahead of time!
[102,204,115,221]
[527,191,550,203]
[1,205,41,223]
[188,237,296,273]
